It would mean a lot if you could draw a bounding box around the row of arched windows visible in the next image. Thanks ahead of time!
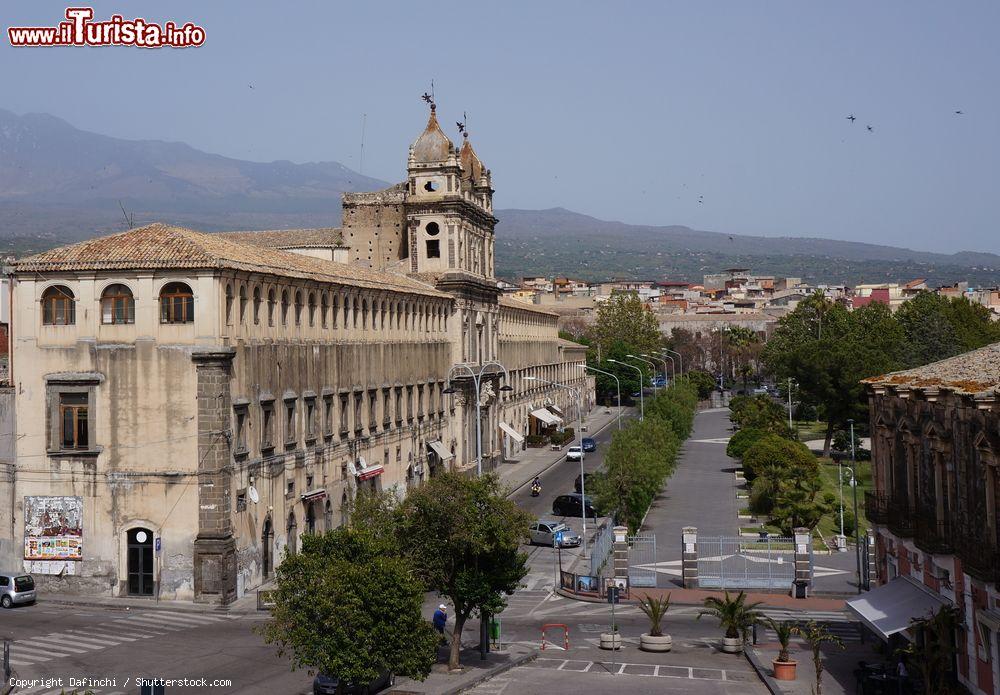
[224,282,449,335]
[41,283,194,326]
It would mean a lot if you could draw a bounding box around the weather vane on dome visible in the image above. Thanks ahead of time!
[421,80,436,111]
[457,112,467,138]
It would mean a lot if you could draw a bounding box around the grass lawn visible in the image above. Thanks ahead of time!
[794,420,829,442]
[815,457,872,540]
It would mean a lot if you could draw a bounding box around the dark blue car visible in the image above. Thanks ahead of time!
[581,437,596,452]
[314,670,394,695]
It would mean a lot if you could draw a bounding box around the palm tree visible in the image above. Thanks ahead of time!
[638,594,670,637]
[697,590,764,641]
[766,618,795,663]
[793,620,844,695]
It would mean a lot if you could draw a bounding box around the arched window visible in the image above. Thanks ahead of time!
[41,285,75,325]
[281,290,289,325]
[308,292,316,327]
[294,291,303,326]
[253,287,262,325]
[361,299,369,330]
[159,282,194,324]
[321,293,329,328]
[225,284,234,326]
[332,294,339,328]
[101,284,134,325]
[267,288,276,327]
[239,285,248,323]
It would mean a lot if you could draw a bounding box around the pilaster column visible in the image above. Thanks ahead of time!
[682,526,699,589]
[793,527,812,598]
[192,347,237,604]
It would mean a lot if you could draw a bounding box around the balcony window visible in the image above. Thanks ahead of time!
[42,286,76,325]
[101,284,134,325]
[159,282,194,324]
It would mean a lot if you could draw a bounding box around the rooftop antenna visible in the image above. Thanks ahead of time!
[359,113,367,175]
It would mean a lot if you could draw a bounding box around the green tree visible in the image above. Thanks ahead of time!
[396,473,530,671]
[726,427,765,460]
[899,605,962,695]
[897,291,1000,367]
[683,370,717,399]
[794,621,844,695]
[591,293,662,362]
[764,296,903,455]
[771,470,830,535]
[260,528,438,686]
[725,326,761,393]
[741,434,817,482]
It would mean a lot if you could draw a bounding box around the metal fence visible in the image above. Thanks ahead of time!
[589,523,614,577]
[698,535,798,589]
[627,533,657,587]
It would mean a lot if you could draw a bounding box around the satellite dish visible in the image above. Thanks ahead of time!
[248,486,260,504]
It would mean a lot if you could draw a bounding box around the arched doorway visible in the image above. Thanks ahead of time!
[261,517,273,579]
[286,512,297,556]
[126,527,154,596]
[305,503,316,536]
[324,500,333,532]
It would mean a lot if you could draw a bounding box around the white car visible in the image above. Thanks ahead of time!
[529,521,582,548]
[566,446,583,462]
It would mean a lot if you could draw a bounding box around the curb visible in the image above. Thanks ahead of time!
[36,594,257,616]
[743,645,783,694]
[391,649,537,695]
[505,411,625,498]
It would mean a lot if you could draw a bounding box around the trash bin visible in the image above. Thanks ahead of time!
[793,579,809,599]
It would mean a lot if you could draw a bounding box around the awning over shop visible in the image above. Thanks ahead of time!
[548,404,564,416]
[300,488,327,502]
[358,462,384,481]
[846,576,951,640]
[428,440,454,461]
[499,422,525,444]
[530,408,562,426]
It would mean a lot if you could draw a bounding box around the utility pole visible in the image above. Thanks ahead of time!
[787,378,794,431]
[849,419,862,593]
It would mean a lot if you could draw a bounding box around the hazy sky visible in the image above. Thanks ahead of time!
[4,1,998,254]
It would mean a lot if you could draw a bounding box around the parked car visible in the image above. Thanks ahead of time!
[574,473,595,494]
[553,493,598,519]
[752,387,769,396]
[566,446,583,462]
[529,520,582,548]
[0,572,36,608]
[581,437,597,452]
[314,670,395,695]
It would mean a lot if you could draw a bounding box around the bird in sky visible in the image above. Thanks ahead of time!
[729,236,734,241]
[954,110,964,115]
[248,84,254,89]
[866,125,874,132]
[846,114,856,123]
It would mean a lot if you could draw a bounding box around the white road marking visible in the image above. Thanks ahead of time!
[17,636,93,653]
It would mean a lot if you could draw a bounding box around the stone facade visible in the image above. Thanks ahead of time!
[865,343,1000,695]
[4,105,592,604]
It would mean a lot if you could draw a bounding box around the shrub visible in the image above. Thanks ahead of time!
[683,370,716,400]
[742,435,817,482]
[726,428,765,460]
[525,434,547,447]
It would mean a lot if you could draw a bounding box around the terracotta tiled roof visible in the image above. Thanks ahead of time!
[216,228,343,249]
[863,342,1000,395]
[15,223,447,298]
[499,295,558,317]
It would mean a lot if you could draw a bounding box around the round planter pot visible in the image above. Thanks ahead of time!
[720,636,743,654]
[772,659,797,680]
[639,633,672,652]
[599,632,623,650]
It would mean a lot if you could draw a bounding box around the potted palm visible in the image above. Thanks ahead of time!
[766,618,797,680]
[638,594,672,652]
[697,590,763,654]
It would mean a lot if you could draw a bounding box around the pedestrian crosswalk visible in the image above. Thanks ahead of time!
[6,609,234,668]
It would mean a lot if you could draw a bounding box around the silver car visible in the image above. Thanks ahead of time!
[1,572,36,608]
[529,521,581,548]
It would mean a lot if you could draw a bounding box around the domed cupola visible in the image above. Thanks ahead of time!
[410,104,454,164]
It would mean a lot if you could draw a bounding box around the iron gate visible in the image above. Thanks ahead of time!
[627,533,657,587]
[697,536,801,589]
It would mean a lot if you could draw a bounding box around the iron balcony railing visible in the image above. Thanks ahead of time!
[865,492,890,525]
[914,515,953,555]
[953,533,1000,583]
[885,498,916,538]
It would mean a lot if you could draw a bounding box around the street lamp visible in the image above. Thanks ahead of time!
[580,364,622,430]
[608,359,643,421]
[641,353,673,386]
[442,361,513,476]
[786,378,796,432]
[625,354,660,392]
[524,376,589,556]
[848,418,861,594]
[664,348,683,375]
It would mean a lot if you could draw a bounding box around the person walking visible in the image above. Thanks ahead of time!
[432,603,448,643]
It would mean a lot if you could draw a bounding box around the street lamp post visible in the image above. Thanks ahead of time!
[442,361,513,476]
[642,353,673,386]
[626,354,660,392]
[849,418,862,593]
[581,364,622,430]
[786,377,795,432]
[664,348,683,375]
[608,359,644,421]
[525,376,588,555]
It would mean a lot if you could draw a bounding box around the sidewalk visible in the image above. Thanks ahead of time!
[390,644,536,695]
[748,639,877,695]
[496,405,625,495]
[36,588,261,615]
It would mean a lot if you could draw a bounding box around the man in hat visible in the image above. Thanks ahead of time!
[432,604,448,647]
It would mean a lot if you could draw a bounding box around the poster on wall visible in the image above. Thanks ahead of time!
[23,496,83,563]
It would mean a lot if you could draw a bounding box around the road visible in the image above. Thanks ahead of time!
[0,603,308,694]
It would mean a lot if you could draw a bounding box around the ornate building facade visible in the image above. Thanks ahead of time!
[863,343,1000,695]
[1,104,592,603]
